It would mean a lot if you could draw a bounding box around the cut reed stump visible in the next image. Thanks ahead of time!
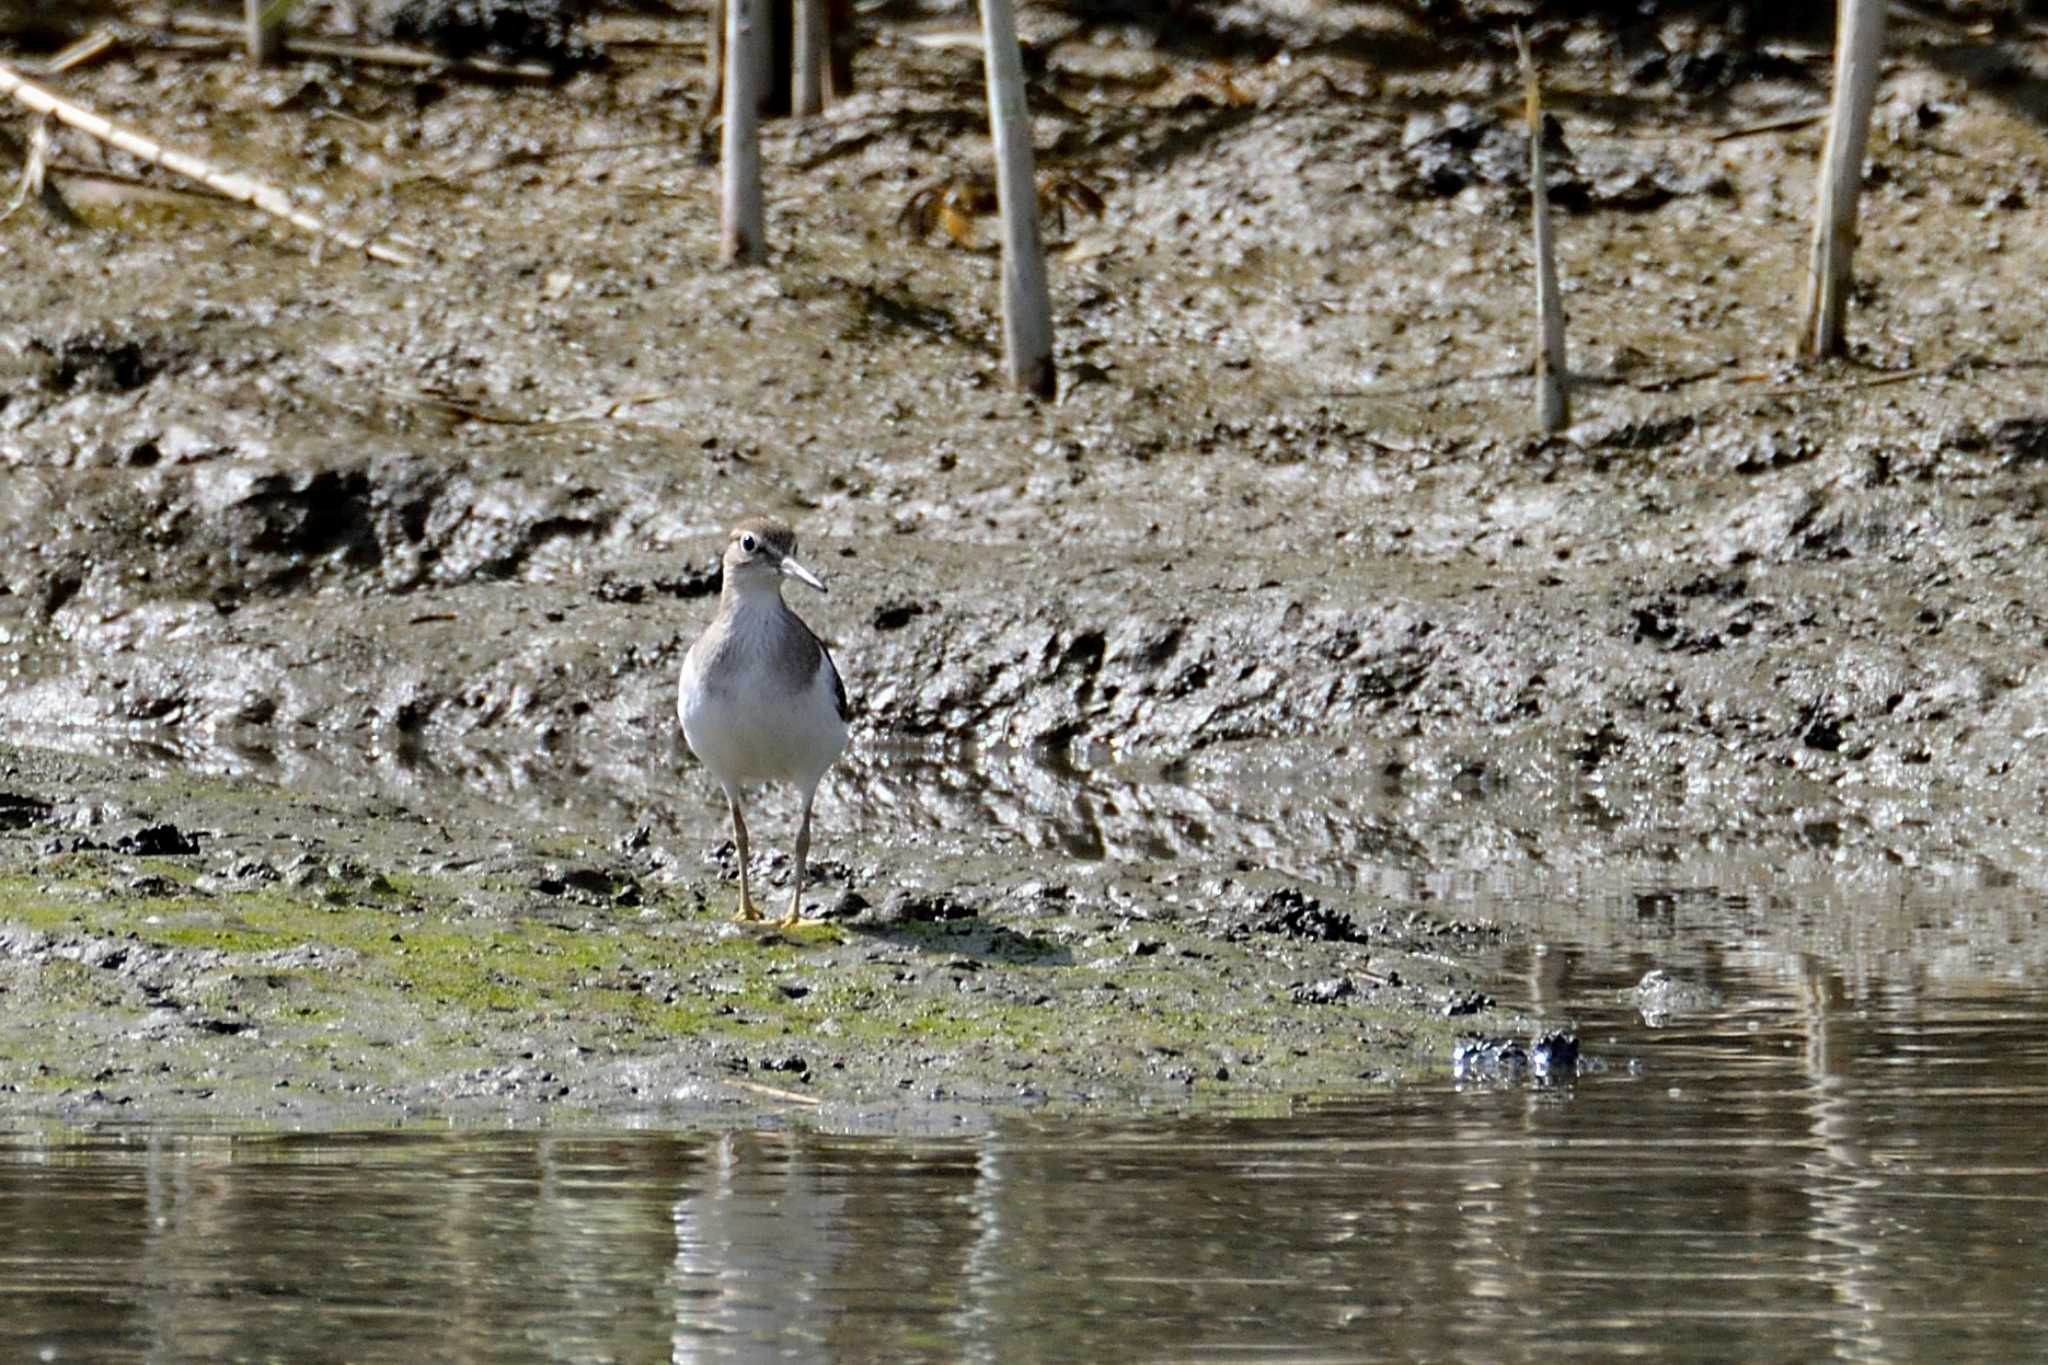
[719,0,764,263]
[1516,29,1568,433]
[979,0,1054,399]
[245,0,284,65]
[792,0,825,116]
[0,120,82,227]
[707,0,853,119]
[1799,0,1886,360]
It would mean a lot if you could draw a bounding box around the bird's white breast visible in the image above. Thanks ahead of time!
[679,601,848,789]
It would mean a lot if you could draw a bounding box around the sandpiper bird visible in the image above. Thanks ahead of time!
[678,517,851,927]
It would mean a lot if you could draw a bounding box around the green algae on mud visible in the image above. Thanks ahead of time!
[0,740,1489,1124]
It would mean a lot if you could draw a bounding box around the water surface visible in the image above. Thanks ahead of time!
[6,873,2043,1363]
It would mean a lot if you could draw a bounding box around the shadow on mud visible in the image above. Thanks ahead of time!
[845,915,1075,968]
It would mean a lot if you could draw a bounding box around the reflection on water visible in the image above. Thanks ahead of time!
[38,725,2039,916]
[59,725,1401,879]
[6,928,2047,1363]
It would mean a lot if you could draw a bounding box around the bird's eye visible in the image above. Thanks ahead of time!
[739,533,757,553]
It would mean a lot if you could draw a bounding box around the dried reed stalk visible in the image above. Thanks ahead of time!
[979,0,1054,398]
[0,59,416,265]
[720,0,764,263]
[1799,0,1886,359]
[1516,28,1569,432]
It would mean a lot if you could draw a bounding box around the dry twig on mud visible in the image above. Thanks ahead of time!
[259,36,554,82]
[720,1076,821,1105]
[0,59,417,266]
[138,10,555,82]
[1740,359,1980,398]
[1711,111,1825,142]
[397,385,688,428]
[45,30,120,76]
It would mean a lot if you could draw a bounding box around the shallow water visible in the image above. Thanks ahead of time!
[6,871,2044,1363]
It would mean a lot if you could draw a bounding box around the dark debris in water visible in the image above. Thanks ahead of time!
[1631,968,1723,1026]
[1453,1031,1581,1084]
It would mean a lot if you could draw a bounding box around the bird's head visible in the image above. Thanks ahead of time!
[722,517,827,597]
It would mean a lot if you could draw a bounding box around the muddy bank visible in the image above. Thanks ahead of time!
[4,3,2048,1118]
[0,736,1517,1123]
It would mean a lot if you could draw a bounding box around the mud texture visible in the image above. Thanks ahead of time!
[4,2,2048,1121]
[0,737,1509,1122]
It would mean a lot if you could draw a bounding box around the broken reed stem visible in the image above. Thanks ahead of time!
[1516,28,1569,433]
[791,0,825,116]
[46,30,120,76]
[133,11,556,81]
[250,37,554,83]
[245,0,284,65]
[978,0,1055,399]
[1799,0,1886,359]
[0,120,83,228]
[720,0,764,263]
[0,60,415,266]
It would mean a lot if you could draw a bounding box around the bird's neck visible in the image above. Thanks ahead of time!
[720,581,786,617]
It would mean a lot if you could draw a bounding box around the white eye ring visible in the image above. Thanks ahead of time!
[740,533,757,553]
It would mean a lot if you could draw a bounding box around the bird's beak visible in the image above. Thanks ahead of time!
[779,554,828,593]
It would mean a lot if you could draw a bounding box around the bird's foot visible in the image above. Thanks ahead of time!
[732,895,765,923]
[776,903,804,930]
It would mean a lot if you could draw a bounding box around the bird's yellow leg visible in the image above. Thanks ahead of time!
[777,795,816,929]
[728,789,764,922]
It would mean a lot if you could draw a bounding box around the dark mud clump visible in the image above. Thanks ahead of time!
[1399,104,1730,210]
[114,822,202,857]
[29,329,184,396]
[376,0,598,69]
[1226,888,1370,945]
[0,794,52,831]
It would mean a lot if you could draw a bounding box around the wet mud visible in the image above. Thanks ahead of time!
[4,2,2048,1121]
[0,737,1511,1122]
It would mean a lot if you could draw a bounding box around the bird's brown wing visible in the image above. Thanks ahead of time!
[822,645,852,723]
[793,615,854,722]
